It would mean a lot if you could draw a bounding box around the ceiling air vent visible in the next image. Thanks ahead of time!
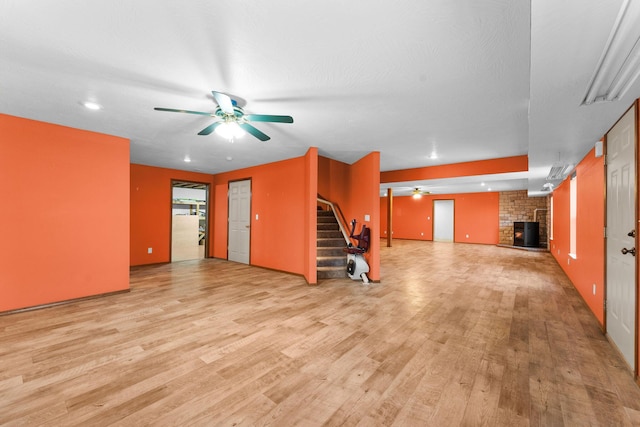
[547,164,574,181]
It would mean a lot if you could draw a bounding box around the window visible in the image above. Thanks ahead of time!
[569,172,577,258]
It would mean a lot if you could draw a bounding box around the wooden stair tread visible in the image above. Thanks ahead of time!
[316,210,347,279]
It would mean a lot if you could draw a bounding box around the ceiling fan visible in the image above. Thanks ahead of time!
[154,91,294,141]
[411,187,431,198]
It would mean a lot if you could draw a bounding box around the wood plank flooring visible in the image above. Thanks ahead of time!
[2,240,640,425]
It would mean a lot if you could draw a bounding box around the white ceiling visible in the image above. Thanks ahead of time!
[1,0,639,196]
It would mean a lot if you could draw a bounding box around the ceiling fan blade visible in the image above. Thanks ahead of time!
[238,123,270,141]
[198,122,222,135]
[212,91,235,114]
[154,107,213,116]
[245,114,294,123]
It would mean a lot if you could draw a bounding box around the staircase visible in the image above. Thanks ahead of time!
[317,210,347,279]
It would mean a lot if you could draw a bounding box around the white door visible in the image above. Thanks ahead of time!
[228,180,251,264]
[433,200,454,242]
[606,104,636,369]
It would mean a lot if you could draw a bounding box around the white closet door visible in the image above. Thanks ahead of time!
[433,200,454,242]
[228,180,251,264]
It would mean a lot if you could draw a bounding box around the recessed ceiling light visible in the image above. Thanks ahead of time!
[481,182,486,186]
[184,156,191,163]
[82,101,102,110]
[429,152,438,159]
[226,156,233,161]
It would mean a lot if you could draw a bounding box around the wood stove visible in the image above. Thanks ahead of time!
[513,222,539,247]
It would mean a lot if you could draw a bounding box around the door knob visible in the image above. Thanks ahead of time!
[621,247,636,256]
[628,230,636,238]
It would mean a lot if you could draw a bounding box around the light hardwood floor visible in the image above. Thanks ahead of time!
[2,240,640,426]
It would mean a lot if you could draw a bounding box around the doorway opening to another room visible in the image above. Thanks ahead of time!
[171,181,209,262]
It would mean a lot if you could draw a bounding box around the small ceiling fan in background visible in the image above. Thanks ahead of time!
[411,187,431,199]
[155,91,294,141]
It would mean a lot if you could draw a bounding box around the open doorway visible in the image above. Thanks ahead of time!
[171,181,209,262]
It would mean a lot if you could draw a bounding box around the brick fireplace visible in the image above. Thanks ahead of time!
[499,190,549,247]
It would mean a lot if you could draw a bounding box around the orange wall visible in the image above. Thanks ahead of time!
[211,153,313,280]
[212,182,228,259]
[381,155,528,183]
[380,192,499,244]
[318,156,350,208]
[0,114,130,312]
[130,164,215,266]
[304,148,319,284]
[318,156,332,200]
[550,147,604,326]
[348,152,381,281]
[454,192,500,243]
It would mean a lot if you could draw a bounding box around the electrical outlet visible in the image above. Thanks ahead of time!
[148,247,153,254]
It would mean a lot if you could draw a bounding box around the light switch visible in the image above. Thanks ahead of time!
[364,214,370,221]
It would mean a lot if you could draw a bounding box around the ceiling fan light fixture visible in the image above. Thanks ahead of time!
[215,121,245,140]
[155,90,292,142]
[412,187,427,199]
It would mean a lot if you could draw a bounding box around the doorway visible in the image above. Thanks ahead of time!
[433,199,454,242]
[228,179,251,264]
[171,181,209,262]
[605,104,637,370]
